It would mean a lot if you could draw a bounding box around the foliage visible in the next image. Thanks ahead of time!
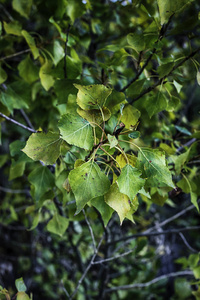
[0,0,200,299]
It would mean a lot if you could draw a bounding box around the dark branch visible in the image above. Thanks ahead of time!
[0,112,36,133]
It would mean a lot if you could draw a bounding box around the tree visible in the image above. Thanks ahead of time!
[0,0,200,299]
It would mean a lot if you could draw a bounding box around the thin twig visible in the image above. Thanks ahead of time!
[0,186,28,194]
[0,49,31,61]
[69,233,105,299]
[0,112,36,133]
[92,249,135,265]
[120,14,174,92]
[20,109,35,130]
[179,232,198,253]
[176,138,197,153]
[128,47,200,104]
[64,24,71,79]
[83,209,96,252]
[105,270,193,293]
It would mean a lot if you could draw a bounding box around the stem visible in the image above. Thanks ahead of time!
[0,112,36,133]
[64,24,71,79]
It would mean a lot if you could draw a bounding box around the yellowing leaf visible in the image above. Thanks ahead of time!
[58,113,94,150]
[105,183,131,225]
[22,132,62,165]
[16,292,30,300]
[68,161,111,214]
[121,105,141,129]
[77,107,111,126]
[47,213,69,236]
[21,30,39,59]
[116,154,137,169]
[74,84,112,110]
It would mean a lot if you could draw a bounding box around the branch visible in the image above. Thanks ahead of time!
[64,24,71,79]
[0,49,31,61]
[0,112,36,133]
[105,270,193,293]
[20,109,35,130]
[92,249,135,265]
[129,47,200,104]
[120,14,174,92]
[179,232,198,253]
[83,209,96,252]
[69,234,105,299]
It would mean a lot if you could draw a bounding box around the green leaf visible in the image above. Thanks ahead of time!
[105,183,131,225]
[12,0,32,18]
[21,30,39,59]
[28,166,54,201]
[107,134,118,148]
[157,62,174,78]
[127,32,145,52]
[106,90,126,113]
[68,161,111,214]
[145,92,168,118]
[175,147,191,174]
[137,148,175,188]
[15,278,27,292]
[157,0,191,24]
[117,164,145,200]
[121,105,141,129]
[167,96,180,111]
[175,125,191,136]
[39,59,55,91]
[18,55,39,84]
[58,113,94,150]
[3,20,22,36]
[74,84,112,110]
[66,0,86,23]
[47,213,69,236]
[91,196,114,227]
[54,79,78,104]
[22,132,62,165]
[128,131,140,139]
[0,65,7,84]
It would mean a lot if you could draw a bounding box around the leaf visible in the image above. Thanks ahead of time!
[107,134,118,148]
[74,84,112,110]
[22,132,62,165]
[105,183,131,225]
[117,164,145,200]
[91,196,114,227]
[0,65,7,84]
[128,131,140,139]
[15,278,27,292]
[157,62,174,78]
[137,148,175,188]
[197,71,200,85]
[127,32,145,52]
[77,107,111,126]
[106,90,126,113]
[28,166,54,201]
[47,213,69,236]
[121,105,141,129]
[16,292,30,300]
[39,59,55,91]
[3,20,22,36]
[54,79,79,104]
[18,55,39,84]
[116,153,137,169]
[175,125,191,136]
[12,0,32,18]
[157,0,191,24]
[21,30,39,59]
[175,147,191,174]
[58,113,94,150]
[145,92,168,118]
[68,161,111,214]
[167,96,180,112]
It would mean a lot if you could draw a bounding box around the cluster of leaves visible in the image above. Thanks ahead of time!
[0,0,200,299]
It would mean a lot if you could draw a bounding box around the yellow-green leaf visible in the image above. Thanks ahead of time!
[47,213,69,236]
[21,30,39,59]
[12,0,32,18]
[121,105,141,129]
